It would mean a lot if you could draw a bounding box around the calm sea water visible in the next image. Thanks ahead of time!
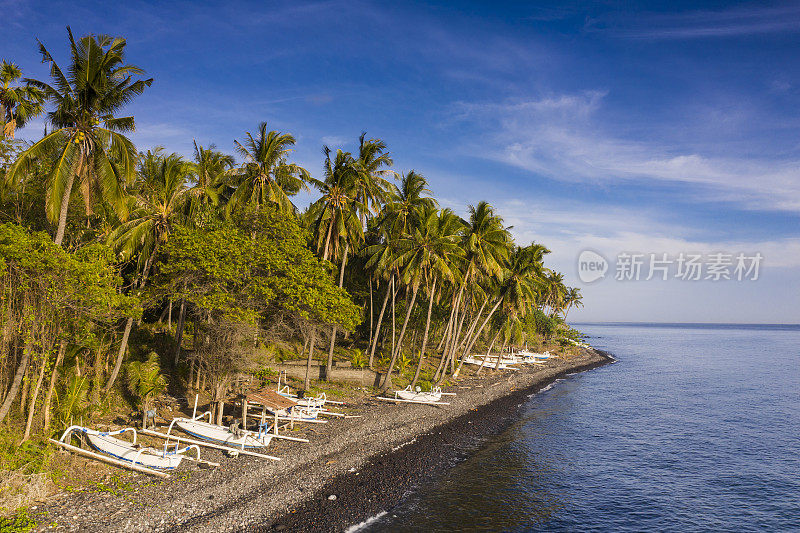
[364,323,800,532]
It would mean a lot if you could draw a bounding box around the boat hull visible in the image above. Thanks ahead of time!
[174,419,272,449]
[396,390,442,403]
[86,433,182,470]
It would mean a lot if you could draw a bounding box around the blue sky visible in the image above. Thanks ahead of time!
[4,0,800,323]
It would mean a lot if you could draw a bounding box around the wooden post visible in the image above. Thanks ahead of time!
[242,398,248,428]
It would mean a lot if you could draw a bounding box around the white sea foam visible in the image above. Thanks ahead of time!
[344,510,388,533]
[391,438,416,452]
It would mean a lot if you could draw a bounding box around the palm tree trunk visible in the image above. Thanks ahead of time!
[453,299,488,365]
[440,289,462,358]
[381,284,418,390]
[456,298,502,377]
[106,242,161,391]
[53,156,80,246]
[368,279,374,349]
[173,294,187,367]
[325,242,349,380]
[0,339,32,424]
[368,276,392,368]
[441,294,471,378]
[23,347,50,441]
[42,339,66,433]
[304,332,316,390]
[105,317,133,392]
[446,288,471,369]
[411,278,436,388]
[476,330,502,376]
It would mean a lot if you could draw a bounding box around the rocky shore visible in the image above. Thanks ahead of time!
[36,348,613,532]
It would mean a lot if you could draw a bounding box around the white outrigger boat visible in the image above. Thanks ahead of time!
[169,411,274,450]
[516,349,553,361]
[55,426,200,471]
[462,355,519,370]
[275,371,345,409]
[376,386,455,405]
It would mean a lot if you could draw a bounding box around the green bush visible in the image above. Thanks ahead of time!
[350,349,367,369]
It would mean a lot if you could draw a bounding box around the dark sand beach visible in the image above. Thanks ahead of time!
[36,348,612,532]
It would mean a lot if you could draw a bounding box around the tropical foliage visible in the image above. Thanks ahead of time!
[0,28,584,464]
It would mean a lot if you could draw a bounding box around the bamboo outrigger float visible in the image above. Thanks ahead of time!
[140,428,281,461]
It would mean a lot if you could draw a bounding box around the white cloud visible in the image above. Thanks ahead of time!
[588,4,800,40]
[454,92,800,213]
[321,135,348,148]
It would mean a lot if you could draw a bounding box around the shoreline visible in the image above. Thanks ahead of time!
[258,348,614,533]
[36,349,613,532]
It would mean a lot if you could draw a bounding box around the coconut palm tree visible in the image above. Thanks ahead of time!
[307,147,364,378]
[353,132,394,220]
[364,171,436,365]
[5,28,152,245]
[543,271,567,317]
[187,141,234,221]
[562,287,583,320]
[468,244,541,374]
[439,201,510,375]
[105,149,191,392]
[0,60,45,139]
[398,206,462,388]
[227,122,310,214]
[379,171,436,237]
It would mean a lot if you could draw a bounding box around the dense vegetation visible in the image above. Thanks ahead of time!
[0,28,583,514]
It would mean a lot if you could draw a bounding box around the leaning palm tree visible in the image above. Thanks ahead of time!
[364,171,436,365]
[562,287,583,320]
[5,27,152,245]
[439,201,510,376]
[227,122,311,214]
[396,206,462,388]
[105,150,191,392]
[469,245,541,374]
[0,60,45,139]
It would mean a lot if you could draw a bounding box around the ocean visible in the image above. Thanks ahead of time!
[363,323,800,532]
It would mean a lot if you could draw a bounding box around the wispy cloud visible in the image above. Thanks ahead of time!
[588,4,800,40]
[499,199,800,271]
[454,91,800,213]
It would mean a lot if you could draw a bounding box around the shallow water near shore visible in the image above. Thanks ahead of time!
[363,323,800,532]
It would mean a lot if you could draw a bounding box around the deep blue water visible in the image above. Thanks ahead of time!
[364,323,800,532]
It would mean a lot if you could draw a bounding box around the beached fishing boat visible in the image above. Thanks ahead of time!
[245,387,325,423]
[275,372,331,409]
[169,412,274,449]
[376,386,453,405]
[59,426,197,470]
[517,349,552,360]
[462,355,519,370]
[396,385,443,403]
